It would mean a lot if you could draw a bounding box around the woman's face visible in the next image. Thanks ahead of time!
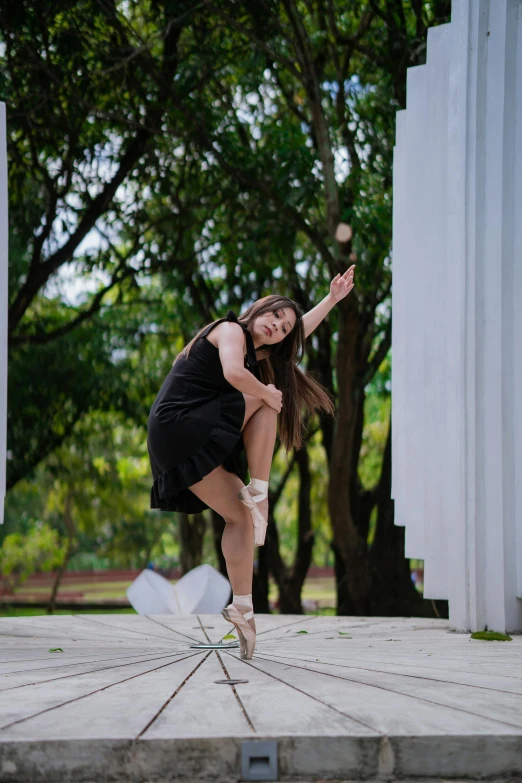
[255,307,297,345]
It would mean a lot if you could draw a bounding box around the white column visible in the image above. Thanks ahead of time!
[392,0,522,632]
[0,103,7,526]
[515,2,522,605]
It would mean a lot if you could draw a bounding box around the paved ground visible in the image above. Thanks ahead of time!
[0,614,521,782]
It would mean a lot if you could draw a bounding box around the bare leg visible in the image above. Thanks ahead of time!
[241,403,278,521]
[187,402,277,631]
[221,513,254,595]
[188,465,255,629]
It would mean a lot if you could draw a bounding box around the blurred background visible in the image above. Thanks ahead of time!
[0,0,449,619]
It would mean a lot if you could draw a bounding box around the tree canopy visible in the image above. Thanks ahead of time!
[1,0,451,615]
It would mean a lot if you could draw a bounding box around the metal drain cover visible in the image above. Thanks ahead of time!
[189,641,239,649]
[214,679,249,685]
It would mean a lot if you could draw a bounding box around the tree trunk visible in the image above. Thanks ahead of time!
[332,542,357,615]
[267,443,315,614]
[253,541,270,613]
[330,410,439,619]
[327,298,373,614]
[47,491,75,615]
[369,418,429,616]
[368,418,445,618]
[178,511,206,575]
[210,509,228,578]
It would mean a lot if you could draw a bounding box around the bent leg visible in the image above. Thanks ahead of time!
[240,392,265,431]
[242,403,277,480]
[241,403,278,523]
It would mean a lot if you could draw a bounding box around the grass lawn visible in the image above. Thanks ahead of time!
[6,575,337,610]
[0,606,138,617]
[0,605,336,618]
[1,573,337,618]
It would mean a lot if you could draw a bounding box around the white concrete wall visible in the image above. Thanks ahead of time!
[0,103,7,525]
[392,0,522,632]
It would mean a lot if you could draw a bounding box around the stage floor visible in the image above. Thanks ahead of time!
[0,614,521,781]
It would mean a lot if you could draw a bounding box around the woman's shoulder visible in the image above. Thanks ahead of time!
[204,318,246,351]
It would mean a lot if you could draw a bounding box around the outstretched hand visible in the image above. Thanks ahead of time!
[329,264,356,303]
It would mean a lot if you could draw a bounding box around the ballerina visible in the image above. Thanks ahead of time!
[147,266,355,659]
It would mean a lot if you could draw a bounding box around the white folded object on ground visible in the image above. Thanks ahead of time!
[126,563,231,615]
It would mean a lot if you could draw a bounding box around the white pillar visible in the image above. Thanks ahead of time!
[392,0,522,633]
[0,103,7,526]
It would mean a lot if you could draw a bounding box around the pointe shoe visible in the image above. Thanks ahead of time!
[238,478,269,546]
[222,603,256,660]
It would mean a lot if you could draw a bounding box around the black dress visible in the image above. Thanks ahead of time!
[147,310,261,514]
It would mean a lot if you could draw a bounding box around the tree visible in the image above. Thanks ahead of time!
[2,1,452,616]
[0,522,66,593]
[149,0,451,613]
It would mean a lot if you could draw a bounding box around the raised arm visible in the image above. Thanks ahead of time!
[302,265,356,339]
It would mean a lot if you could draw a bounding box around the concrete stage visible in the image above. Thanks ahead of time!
[0,614,521,782]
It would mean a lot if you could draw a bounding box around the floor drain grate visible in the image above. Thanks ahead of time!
[214,679,249,685]
[241,740,278,781]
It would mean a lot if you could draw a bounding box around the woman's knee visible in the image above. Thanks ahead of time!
[222,513,248,528]
[252,400,278,420]
[188,466,251,524]
[222,504,252,526]
[250,401,278,428]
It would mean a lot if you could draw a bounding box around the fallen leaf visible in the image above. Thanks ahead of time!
[470,631,512,642]
[296,630,308,634]
[49,648,63,653]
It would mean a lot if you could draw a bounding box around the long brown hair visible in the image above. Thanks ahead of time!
[173,295,336,451]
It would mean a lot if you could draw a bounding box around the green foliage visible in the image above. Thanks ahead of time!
[4,409,175,569]
[359,391,391,491]
[0,522,66,591]
[1,0,450,613]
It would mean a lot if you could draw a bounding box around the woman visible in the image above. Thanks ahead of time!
[147,266,355,659]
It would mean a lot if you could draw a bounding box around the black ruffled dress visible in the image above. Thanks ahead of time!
[147,310,261,514]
